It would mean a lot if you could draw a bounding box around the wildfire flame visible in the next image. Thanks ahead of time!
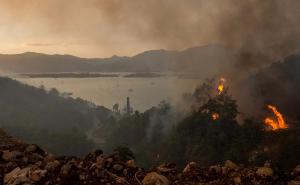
[217,78,226,95]
[217,85,224,94]
[264,105,288,130]
[211,113,220,120]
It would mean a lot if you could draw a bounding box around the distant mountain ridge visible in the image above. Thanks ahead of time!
[0,45,233,76]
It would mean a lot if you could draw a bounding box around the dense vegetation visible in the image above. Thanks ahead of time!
[104,83,300,171]
[0,77,112,156]
[103,53,300,170]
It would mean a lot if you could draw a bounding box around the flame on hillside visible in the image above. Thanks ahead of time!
[264,105,288,130]
[211,113,220,120]
[217,78,226,95]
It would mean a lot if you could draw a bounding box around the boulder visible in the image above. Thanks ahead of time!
[95,156,105,168]
[85,149,103,160]
[142,172,169,185]
[289,180,300,185]
[157,163,176,173]
[29,169,47,182]
[25,144,45,156]
[43,154,55,163]
[225,160,238,170]
[45,160,60,172]
[106,157,114,163]
[126,159,136,168]
[25,144,38,153]
[182,162,197,174]
[293,165,300,175]
[256,167,273,177]
[79,174,86,180]
[60,163,72,176]
[113,164,124,171]
[209,165,222,173]
[2,150,22,161]
[27,153,43,163]
[4,167,31,185]
[233,176,242,184]
[60,161,78,180]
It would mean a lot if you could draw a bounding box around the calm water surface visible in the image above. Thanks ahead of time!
[16,77,201,111]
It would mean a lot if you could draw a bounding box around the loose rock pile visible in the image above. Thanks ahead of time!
[1,129,300,185]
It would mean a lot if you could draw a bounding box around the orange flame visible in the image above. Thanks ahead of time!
[264,105,288,130]
[217,85,224,94]
[211,113,220,120]
[217,78,226,95]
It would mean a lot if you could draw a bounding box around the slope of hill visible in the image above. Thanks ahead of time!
[0,77,113,156]
[233,53,300,120]
[253,54,300,119]
[0,45,233,76]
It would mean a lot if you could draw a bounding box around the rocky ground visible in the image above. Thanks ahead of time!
[1,129,300,185]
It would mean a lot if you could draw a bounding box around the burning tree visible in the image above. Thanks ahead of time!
[103,77,300,170]
[217,77,226,95]
[200,89,238,122]
[160,82,244,166]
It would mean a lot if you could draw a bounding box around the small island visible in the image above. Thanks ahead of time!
[123,72,164,78]
[21,73,120,78]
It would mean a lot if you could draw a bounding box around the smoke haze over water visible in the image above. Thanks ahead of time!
[1,0,300,118]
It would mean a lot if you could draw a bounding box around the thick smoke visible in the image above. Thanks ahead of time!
[209,0,300,119]
[2,0,299,62]
[93,0,300,120]
[216,0,300,72]
[91,0,300,67]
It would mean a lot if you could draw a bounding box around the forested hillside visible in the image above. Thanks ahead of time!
[0,77,113,156]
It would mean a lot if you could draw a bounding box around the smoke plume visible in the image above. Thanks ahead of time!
[2,0,299,59]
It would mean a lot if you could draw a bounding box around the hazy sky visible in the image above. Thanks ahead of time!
[0,0,223,57]
[0,0,299,58]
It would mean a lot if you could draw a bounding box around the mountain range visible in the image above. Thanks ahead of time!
[0,45,233,77]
